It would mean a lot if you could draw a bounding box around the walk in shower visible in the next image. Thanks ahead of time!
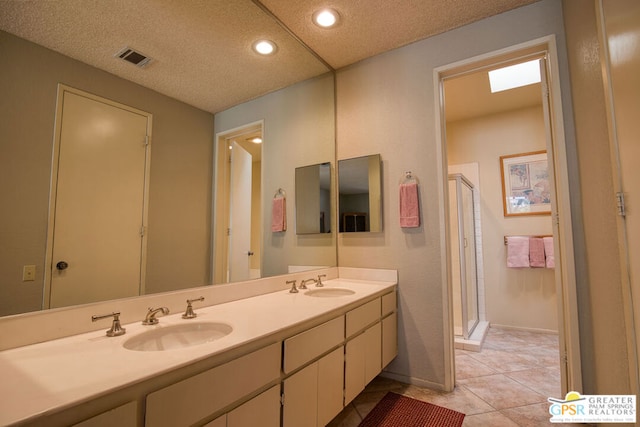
[448,174,479,339]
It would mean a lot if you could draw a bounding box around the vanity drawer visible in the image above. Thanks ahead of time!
[283,315,344,374]
[346,298,381,338]
[145,342,280,427]
[381,290,397,316]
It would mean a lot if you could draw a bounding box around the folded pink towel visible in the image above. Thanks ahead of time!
[271,197,286,232]
[400,182,420,228]
[543,236,555,268]
[529,237,545,267]
[507,236,530,267]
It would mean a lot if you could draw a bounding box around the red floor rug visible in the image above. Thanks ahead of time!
[358,392,465,427]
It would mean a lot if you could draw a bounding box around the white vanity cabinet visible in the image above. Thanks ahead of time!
[145,343,280,427]
[344,299,383,404]
[1,274,398,427]
[282,316,345,427]
[282,289,398,426]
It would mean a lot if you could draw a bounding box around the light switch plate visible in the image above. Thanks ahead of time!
[23,265,36,281]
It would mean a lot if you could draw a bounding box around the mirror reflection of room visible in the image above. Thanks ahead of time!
[295,162,331,235]
[338,154,382,233]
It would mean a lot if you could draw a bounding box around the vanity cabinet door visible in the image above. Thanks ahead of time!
[283,362,318,427]
[317,347,345,426]
[382,312,398,367]
[72,401,137,427]
[283,347,344,427]
[344,323,382,405]
[227,385,280,427]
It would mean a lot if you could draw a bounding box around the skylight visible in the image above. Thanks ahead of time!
[488,59,541,93]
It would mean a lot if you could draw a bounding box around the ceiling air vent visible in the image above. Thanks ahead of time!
[115,46,153,68]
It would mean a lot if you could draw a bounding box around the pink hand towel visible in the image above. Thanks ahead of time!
[400,182,420,228]
[529,237,545,267]
[506,236,530,267]
[271,197,286,232]
[543,236,555,268]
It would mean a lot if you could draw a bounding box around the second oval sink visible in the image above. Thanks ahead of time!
[304,288,355,297]
[123,322,232,352]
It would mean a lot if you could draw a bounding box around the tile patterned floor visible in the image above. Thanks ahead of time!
[328,327,579,426]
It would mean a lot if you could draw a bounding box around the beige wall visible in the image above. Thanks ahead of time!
[0,31,214,316]
[448,106,557,332]
[214,73,336,277]
[336,0,576,389]
[562,0,631,395]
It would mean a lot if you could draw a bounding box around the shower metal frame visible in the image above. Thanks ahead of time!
[449,173,480,340]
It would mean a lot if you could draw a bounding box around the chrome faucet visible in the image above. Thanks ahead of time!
[299,278,317,290]
[317,274,326,287]
[142,307,169,325]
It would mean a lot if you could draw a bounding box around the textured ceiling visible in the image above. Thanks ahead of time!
[261,0,540,70]
[0,0,540,114]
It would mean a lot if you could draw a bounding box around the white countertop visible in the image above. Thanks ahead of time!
[0,278,396,426]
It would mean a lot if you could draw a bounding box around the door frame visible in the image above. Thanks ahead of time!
[433,36,582,394]
[212,120,264,284]
[44,84,153,308]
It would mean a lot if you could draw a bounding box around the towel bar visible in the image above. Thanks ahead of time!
[504,235,552,245]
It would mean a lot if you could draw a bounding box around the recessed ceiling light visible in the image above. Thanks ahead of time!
[248,137,262,144]
[253,40,277,55]
[488,59,541,93]
[313,8,339,28]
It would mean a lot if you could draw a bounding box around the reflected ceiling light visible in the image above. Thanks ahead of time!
[248,137,262,144]
[253,40,277,55]
[313,8,339,28]
[488,59,541,93]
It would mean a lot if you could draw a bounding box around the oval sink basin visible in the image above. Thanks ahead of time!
[304,288,355,297]
[123,322,232,352]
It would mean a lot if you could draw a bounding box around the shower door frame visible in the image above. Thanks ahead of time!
[450,174,479,340]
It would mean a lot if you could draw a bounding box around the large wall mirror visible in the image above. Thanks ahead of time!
[0,1,335,317]
[338,155,383,233]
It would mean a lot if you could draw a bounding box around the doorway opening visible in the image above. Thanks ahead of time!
[213,121,263,284]
[435,37,581,395]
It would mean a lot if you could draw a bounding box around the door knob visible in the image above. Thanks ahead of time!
[56,261,69,270]
[247,251,254,256]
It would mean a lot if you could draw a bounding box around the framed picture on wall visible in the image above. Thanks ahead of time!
[500,150,551,217]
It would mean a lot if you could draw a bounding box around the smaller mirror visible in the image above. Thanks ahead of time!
[295,162,332,234]
[338,154,382,233]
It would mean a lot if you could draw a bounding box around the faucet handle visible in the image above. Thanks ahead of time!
[92,312,126,337]
[182,296,204,319]
[317,274,326,287]
[287,279,298,293]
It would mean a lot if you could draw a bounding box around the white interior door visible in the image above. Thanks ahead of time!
[229,141,252,282]
[600,0,640,393]
[49,89,150,308]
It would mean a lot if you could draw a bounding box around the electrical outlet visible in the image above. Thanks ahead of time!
[23,265,36,281]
